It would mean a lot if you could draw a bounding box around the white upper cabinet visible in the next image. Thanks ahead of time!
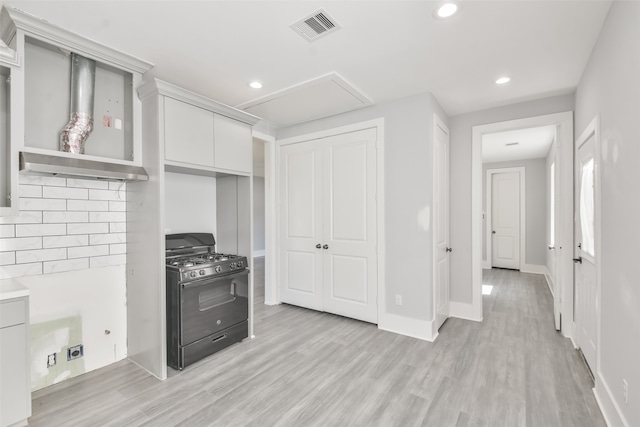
[214,113,252,174]
[139,79,259,176]
[164,98,215,167]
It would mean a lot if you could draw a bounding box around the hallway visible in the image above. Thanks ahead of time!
[26,260,605,426]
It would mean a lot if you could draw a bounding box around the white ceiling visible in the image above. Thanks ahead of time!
[0,1,611,125]
[482,125,556,163]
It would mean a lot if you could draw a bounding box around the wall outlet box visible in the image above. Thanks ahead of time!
[67,344,84,361]
[395,295,402,306]
[47,353,56,368]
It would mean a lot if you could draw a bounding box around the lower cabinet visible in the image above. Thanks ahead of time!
[0,297,30,427]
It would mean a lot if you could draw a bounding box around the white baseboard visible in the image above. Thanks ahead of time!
[594,373,629,427]
[449,301,482,322]
[520,264,546,274]
[482,260,491,269]
[253,250,265,258]
[378,312,438,342]
[264,298,280,306]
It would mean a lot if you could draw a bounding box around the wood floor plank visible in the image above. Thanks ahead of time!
[26,262,605,426]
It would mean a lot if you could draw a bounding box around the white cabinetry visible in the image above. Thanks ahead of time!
[128,79,259,380]
[0,295,30,427]
[164,97,214,167]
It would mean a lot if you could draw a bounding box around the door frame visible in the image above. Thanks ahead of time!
[433,113,450,335]
[252,130,277,308]
[266,118,386,323]
[485,167,526,271]
[574,115,602,372]
[471,111,574,340]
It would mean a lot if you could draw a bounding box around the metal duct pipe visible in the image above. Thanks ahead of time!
[60,53,96,154]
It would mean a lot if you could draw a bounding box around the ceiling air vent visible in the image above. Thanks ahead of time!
[290,9,340,42]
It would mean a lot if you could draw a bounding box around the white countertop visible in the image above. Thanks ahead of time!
[0,279,30,301]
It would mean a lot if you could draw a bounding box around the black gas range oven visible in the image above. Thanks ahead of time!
[165,233,249,370]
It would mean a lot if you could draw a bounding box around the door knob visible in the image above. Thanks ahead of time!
[573,257,582,264]
[323,244,329,250]
[492,231,496,234]
[548,245,555,250]
[445,247,452,252]
[316,244,321,249]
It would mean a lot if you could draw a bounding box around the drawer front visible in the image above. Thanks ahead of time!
[180,320,248,369]
[0,299,26,328]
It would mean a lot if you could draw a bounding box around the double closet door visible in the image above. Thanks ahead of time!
[279,128,378,324]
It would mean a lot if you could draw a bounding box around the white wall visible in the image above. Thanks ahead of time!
[449,93,574,304]
[253,176,265,255]
[482,158,547,267]
[0,175,128,390]
[277,92,448,324]
[164,172,216,235]
[574,2,640,425]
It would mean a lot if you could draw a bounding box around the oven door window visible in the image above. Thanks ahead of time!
[199,283,236,311]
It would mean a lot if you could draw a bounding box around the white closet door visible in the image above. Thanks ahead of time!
[279,141,323,311]
[322,128,378,323]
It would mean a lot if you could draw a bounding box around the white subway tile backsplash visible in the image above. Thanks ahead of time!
[109,243,126,255]
[67,223,109,235]
[90,212,126,223]
[43,235,89,248]
[16,248,67,264]
[109,222,126,233]
[90,254,126,268]
[16,223,67,237]
[19,175,66,187]
[2,175,128,279]
[43,186,89,200]
[67,199,109,211]
[20,198,67,211]
[0,225,15,238]
[66,178,110,190]
[109,201,126,212]
[19,185,42,198]
[0,262,42,279]
[43,258,89,274]
[89,189,124,201]
[90,233,126,245]
[0,252,15,266]
[68,245,109,259]
[0,211,43,224]
[43,211,89,223]
[0,237,42,251]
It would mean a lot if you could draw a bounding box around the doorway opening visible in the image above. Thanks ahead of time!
[472,112,574,338]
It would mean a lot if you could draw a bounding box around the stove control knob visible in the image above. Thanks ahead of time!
[199,270,205,276]
[230,263,236,270]
[189,271,197,278]
[215,266,222,273]
[237,261,243,268]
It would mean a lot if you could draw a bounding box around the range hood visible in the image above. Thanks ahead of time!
[19,152,149,182]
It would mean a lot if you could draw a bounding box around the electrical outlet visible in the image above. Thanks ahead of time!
[395,295,402,306]
[67,344,84,361]
[47,353,56,368]
[623,379,628,404]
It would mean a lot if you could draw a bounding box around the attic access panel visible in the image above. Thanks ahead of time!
[237,73,373,127]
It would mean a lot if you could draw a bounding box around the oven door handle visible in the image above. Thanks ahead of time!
[180,269,249,289]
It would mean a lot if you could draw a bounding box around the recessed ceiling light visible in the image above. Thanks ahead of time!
[434,2,459,19]
[249,81,263,89]
[496,76,511,85]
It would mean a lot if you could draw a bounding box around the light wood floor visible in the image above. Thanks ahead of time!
[28,262,605,426]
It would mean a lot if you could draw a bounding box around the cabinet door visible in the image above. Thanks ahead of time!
[164,97,214,167]
[213,114,252,173]
[0,324,29,427]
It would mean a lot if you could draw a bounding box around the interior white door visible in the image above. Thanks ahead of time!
[574,127,598,372]
[279,141,323,311]
[549,157,562,331]
[322,128,378,323]
[279,128,378,324]
[434,118,450,330]
[491,172,520,269]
